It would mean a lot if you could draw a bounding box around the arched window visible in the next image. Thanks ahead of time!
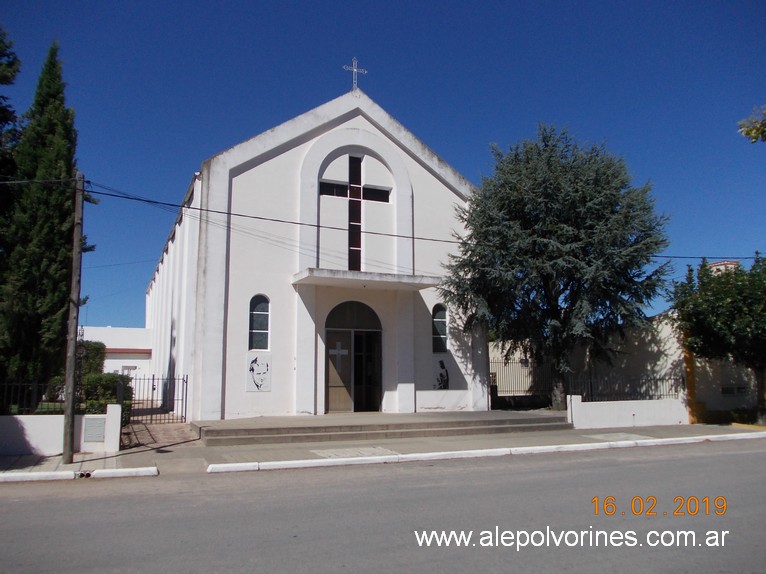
[432,304,448,352]
[249,295,270,350]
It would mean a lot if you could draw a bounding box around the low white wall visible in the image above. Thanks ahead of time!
[567,395,689,429]
[0,404,122,456]
[416,390,471,411]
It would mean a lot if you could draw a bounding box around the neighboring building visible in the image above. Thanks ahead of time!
[488,314,757,416]
[707,260,740,275]
[81,326,152,378]
[140,90,489,421]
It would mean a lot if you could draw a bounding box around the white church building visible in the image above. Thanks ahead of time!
[133,89,489,421]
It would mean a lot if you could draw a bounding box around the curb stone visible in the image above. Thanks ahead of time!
[0,466,159,483]
[204,431,766,474]
[0,470,76,483]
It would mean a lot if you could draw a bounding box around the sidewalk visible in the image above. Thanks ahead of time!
[2,420,765,482]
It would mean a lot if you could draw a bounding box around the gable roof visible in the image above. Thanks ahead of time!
[204,90,475,200]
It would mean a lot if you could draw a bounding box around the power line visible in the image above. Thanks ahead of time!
[4,177,761,263]
[87,182,459,245]
[86,182,764,261]
[84,259,158,270]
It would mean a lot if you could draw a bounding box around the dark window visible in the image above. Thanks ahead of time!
[349,249,361,271]
[362,186,390,203]
[349,156,362,185]
[432,304,448,352]
[319,181,348,197]
[349,224,362,249]
[249,295,270,350]
[349,200,361,222]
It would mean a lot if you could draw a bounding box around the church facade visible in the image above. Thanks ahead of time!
[145,90,489,421]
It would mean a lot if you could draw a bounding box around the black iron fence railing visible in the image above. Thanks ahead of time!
[0,379,76,415]
[1,374,188,424]
[489,360,684,403]
[129,375,188,424]
[570,376,684,402]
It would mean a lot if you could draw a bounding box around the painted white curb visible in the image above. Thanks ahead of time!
[508,431,766,456]
[704,431,766,442]
[0,470,76,483]
[90,467,159,479]
[208,462,260,473]
[398,448,510,462]
[202,431,766,474]
[259,454,400,471]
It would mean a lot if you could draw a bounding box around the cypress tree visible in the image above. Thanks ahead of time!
[0,42,77,388]
[0,25,20,181]
[0,26,21,276]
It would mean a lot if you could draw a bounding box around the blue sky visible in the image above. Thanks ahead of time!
[3,1,764,327]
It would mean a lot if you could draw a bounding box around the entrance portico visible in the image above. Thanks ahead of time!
[293,269,443,415]
[325,301,382,413]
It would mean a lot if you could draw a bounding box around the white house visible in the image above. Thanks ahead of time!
[143,90,489,421]
[81,326,152,379]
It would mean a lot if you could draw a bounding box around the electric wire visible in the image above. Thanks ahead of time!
[2,177,760,264]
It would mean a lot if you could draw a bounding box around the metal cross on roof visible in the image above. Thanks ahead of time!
[343,57,367,92]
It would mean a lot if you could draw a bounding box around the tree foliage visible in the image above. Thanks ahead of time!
[0,25,21,271]
[0,42,77,386]
[738,105,766,143]
[0,25,20,177]
[441,126,669,384]
[671,256,766,413]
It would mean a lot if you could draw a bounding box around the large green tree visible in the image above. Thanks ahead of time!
[671,256,766,418]
[441,126,669,405]
[738,105,766,143]
[0,25,20,179]
[0,26,21,273]
[0,42,77,387]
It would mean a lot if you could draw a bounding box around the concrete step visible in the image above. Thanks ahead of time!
[196,416,572,447]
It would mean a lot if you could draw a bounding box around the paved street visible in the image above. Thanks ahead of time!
[1,438,764,573]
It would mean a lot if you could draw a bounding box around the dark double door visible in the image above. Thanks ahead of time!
[326,329,381,413]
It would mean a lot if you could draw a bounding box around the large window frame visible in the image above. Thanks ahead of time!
[432,304,448,353]
[249,295,270,351]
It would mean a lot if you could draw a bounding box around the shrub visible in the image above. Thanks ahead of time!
[83,373,133,426]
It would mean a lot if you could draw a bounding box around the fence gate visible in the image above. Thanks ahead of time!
[129,375,188,424]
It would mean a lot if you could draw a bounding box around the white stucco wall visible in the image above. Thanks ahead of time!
[0,404,122,456]
[569,315,756,413]
[82,326,153,377]
[567,395,689,429]
[139,91,484,420]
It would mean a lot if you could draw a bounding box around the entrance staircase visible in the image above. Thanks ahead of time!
[191,411,572,447]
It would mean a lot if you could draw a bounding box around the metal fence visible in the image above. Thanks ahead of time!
[129,375,188,424]
[570,375,684,402]
[489,359,684,404]
[0,374,188,424]
[0,380,69,415]
[489,360,557,397]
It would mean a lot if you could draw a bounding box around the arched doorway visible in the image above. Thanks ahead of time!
[325,301,382,413]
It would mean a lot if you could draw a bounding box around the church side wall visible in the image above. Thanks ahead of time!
[404,157,485,410]
[223,143,311,417]
[145,178,201,417]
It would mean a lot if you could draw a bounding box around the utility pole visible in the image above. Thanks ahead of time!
[62,172,84,464]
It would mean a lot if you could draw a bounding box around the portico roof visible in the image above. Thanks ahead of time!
[291,268,441,291]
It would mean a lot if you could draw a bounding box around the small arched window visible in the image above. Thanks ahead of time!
[432,304,448,353]
[249,295,270,350]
